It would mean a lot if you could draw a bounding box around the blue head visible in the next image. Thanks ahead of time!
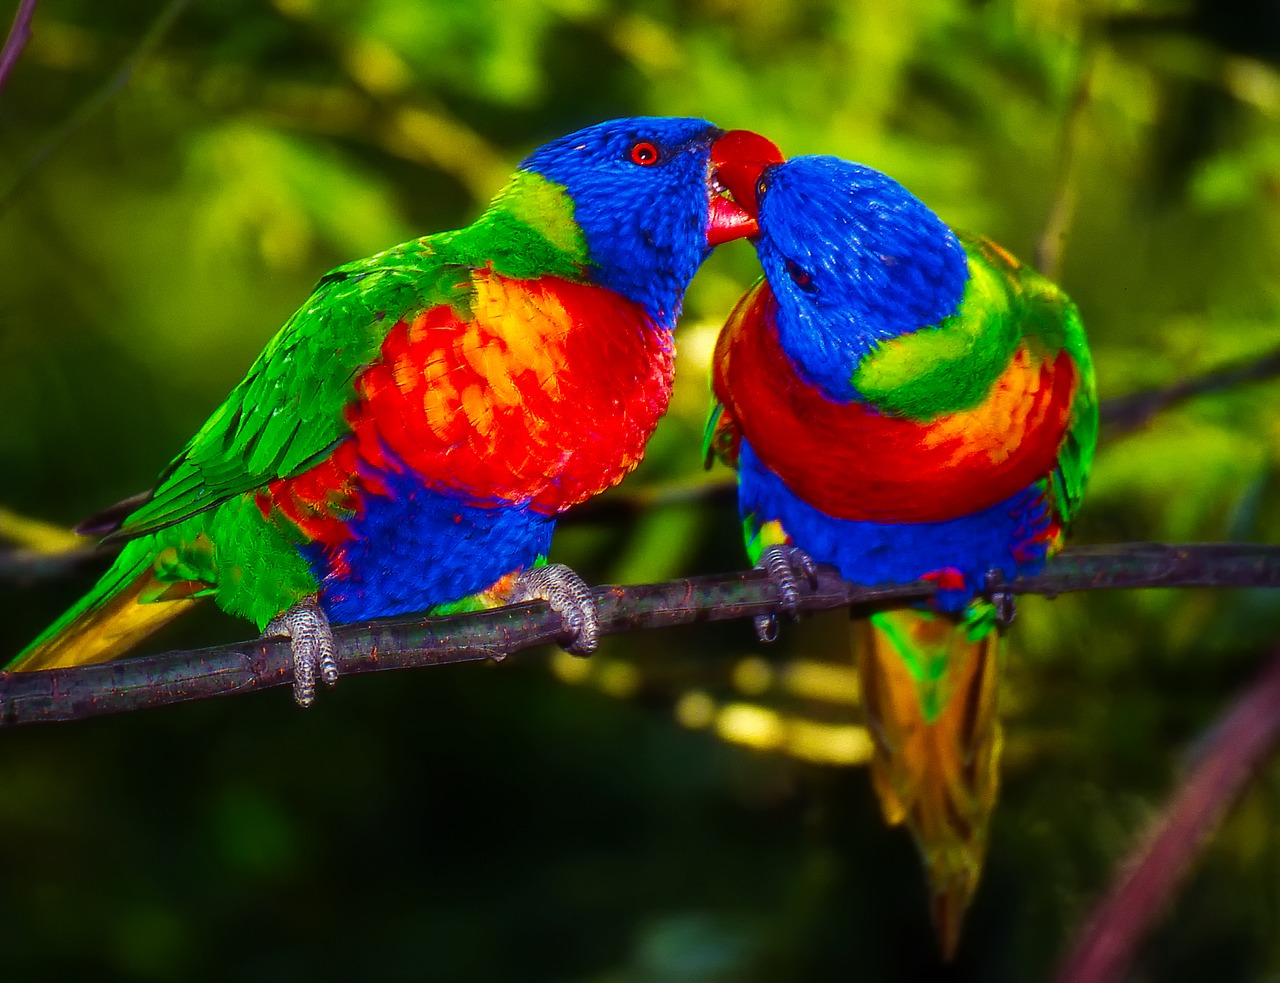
[753,155,969,400]
[521,117,768,328]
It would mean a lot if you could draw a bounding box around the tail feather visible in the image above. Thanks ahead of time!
[8,541,203,672]
[854,609,1002,959]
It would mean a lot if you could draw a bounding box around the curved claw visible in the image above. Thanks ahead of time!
[756,544,819,630]
[513,563,600,656]
[982,568,1017,629]
[754,613,780,644]
[265,596,338,708]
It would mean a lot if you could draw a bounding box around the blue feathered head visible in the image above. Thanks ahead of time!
[753,155,969,399]
[522,117,768,328]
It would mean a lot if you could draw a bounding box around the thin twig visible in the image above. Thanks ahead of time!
[0,0,38,95]
[1053,642,1280,983]
[3,542,1279,727]
[0,0,191,213]
[1099,342,1280,436]
[1035,44,1095,278]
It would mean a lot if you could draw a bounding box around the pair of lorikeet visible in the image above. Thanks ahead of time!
[7,117,1096,954]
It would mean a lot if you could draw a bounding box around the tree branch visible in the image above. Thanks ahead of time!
[1098,342,1280,436]
[0,0,37,96]
[1053,641,1280,983]
[4,542,1279,727]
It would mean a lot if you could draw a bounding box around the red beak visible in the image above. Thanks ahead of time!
[707,129,784,246]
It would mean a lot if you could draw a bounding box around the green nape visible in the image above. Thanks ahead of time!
[439,170,591,283]
[851,233,1085,421]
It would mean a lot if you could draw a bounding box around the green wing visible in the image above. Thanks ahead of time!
[114,238,471,540]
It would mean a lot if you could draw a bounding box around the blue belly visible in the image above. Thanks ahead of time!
[303,467,554,624]
[738,441,1054,613]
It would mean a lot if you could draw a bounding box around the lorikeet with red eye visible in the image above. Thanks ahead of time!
[706,154,1097,955]
[9,116,777,706]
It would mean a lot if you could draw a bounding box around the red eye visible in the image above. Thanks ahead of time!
[785,259,815,291]
[629,141,660,166]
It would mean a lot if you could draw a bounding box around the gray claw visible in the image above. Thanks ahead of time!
[265,596,337,707]
[513,563,599,655]
[754,613,780,644]
[982,568,1017,629]
[756,545,818,627]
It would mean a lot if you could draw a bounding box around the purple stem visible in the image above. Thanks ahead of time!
[1053,644,1280,983]
[0,0,38,95]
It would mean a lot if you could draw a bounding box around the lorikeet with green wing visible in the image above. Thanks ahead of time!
[10,116,778,705]
[706,153,1098,954]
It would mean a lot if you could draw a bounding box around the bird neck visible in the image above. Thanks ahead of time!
[453,169,690,330]
[440,171,592,285]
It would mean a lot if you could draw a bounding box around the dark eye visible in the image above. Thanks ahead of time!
[785,259,816,292]
[629,141,660,166]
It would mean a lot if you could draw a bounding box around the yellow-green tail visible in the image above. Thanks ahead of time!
[853,608,1002,959]
[7,541,203,671]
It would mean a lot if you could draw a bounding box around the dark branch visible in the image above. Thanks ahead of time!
[0,0,38,96]
[1099,342,1280,436]
[1053,641,1280,983]
[4,542,1279,727]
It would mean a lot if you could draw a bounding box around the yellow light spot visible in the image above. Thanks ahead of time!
[783,660,861,705]
[1224,56,1280,115]
[675,691,716,730]
[342,38,414,97]
[732,656,774,696]
[715,702,785,751]
[784,720,875,766]
[550,650,591,685]
[596,661,640,698]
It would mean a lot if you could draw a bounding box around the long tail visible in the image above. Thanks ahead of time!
[7,539,203,671]
[853,608,1002,959]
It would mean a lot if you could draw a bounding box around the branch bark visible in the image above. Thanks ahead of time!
[1052,642,1280,983]
[4,542,1279,727]
[1099,342,1280,436]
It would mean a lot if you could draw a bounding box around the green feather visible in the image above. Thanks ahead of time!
[114,175,587,543]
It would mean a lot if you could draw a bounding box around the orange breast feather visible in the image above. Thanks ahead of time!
[267,270,674,542]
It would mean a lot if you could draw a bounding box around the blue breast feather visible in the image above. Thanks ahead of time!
[304,464,554,624]
[738,441,1054,613]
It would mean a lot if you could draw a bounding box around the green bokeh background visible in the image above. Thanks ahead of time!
[3,0,1280,979]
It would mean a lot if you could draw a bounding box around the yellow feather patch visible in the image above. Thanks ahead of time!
[10,574,201,672]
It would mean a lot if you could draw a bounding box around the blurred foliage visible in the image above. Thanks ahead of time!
[3,0,1280,979]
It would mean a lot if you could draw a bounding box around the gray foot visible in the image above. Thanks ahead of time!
[982,568,1017,629]
[265,596,338,707]
[754,545,818,643]
[512,563,600,655]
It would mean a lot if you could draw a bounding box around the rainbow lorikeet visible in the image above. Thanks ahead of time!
[706,154,1097,954]
[10,116,779,706]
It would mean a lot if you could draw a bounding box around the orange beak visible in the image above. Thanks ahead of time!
[707,129,784,246]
